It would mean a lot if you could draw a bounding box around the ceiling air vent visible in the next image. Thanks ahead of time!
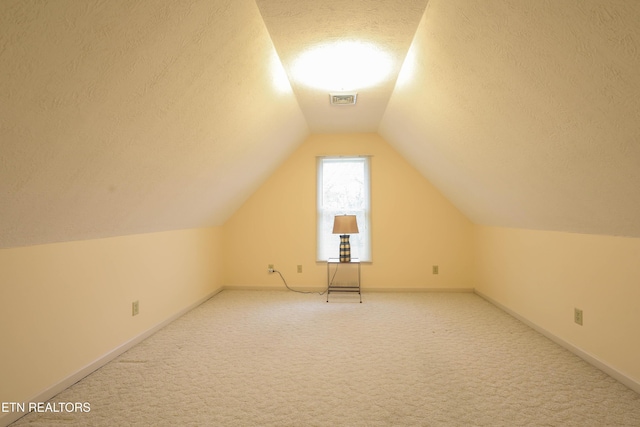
[330,93,357,105]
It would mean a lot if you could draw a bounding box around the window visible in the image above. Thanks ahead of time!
[317,156,371,261]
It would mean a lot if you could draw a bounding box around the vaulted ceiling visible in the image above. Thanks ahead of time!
[255,0,429,132]
[2,0,640,249]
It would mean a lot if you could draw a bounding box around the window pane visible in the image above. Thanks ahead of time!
[317,157,370,261]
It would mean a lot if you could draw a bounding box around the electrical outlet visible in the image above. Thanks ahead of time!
[574,308,583,325]
[132,300,139,316]
[267,264,275,274]
[432,265,439,275]
[297,265,302,273]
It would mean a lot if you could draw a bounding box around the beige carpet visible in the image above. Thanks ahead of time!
[11,290,640,426]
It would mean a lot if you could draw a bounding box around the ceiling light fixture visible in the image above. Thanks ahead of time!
[291,40,393,91]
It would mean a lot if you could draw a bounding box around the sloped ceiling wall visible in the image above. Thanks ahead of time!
[380,0,640,237]
[0,0,308,248]
[3,0,640,249]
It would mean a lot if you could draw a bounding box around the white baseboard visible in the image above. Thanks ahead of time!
[366,287,474,293]
[222,285,475,293]
[1,288,222,427]
[222,285,294,291]
[475,289,640,395]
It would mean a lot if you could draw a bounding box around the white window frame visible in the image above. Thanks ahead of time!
[316,156,371,262]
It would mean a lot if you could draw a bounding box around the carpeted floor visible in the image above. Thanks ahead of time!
[10,290,640,426]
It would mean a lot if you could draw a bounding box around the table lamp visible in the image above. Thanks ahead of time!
[332,215,359,262]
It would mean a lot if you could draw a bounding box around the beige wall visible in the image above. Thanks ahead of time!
[0,227,223,407]
[474,225,640,386]
[223,133,474,290]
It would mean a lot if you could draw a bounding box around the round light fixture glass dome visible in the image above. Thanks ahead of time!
[291,40,393,91]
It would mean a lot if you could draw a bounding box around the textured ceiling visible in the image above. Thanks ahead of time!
[0,0,308,248]
[2,0,640,249]
[380,0,640,237]
[255,0,428,133]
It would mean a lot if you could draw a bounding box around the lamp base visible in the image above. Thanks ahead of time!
[339,234,351,262]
